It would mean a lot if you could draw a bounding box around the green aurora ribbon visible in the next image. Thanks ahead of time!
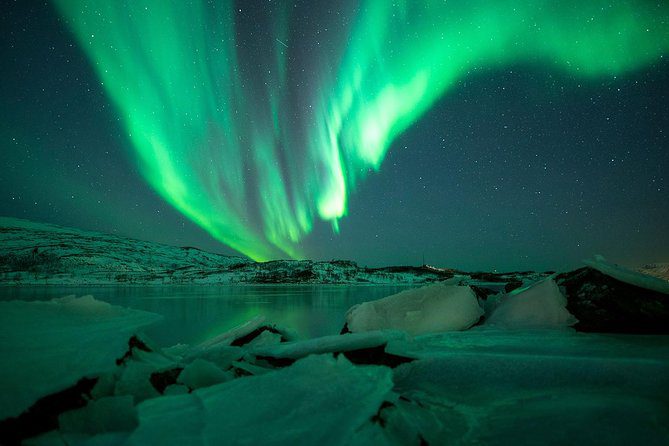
[53,0,668,260]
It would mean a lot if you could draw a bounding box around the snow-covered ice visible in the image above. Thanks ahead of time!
[485,278,578,329]
[0,295,161,419]
[58,395,137,436]
[250,330,406,360]
[1,282,668,445]
[345,283,483,335]
[127,354,393,446]
[177,358,232,390]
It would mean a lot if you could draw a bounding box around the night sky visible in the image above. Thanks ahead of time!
[1,1,668,272]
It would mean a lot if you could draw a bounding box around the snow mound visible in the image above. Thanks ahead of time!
[0,295,162,419]
[485,278,577,329]
[345,284,483,336]
[585,255,669,295]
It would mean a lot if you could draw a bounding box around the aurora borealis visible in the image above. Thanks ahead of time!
[2,1,669,269]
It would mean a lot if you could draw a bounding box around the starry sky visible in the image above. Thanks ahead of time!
[1,0,668,272]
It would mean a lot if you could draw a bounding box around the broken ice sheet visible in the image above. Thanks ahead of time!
[250,330,406,361]
[390,343,669,444]
[0,295,162,419]
[177,358,232,390]
[127,354,394,445]
[58,395,137,435]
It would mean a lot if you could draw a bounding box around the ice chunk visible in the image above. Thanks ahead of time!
[127,355,394,445]
[244,329,283,347]
[230,360,275,376]
[130,348,176,370]
[345,284,483,335]
[114,361,160,403]
[195,315,266,350]
[584,255,669,295]
[184,344,244,371]
[177,358,231,390]
[182,316,280,365]
[485,279,577,328]
[22,430,66,446]
[0,296,161,420]
[58,396,137,435]
[163,384,189,396]
[250,330,405,360]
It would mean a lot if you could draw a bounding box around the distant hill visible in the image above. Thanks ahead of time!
[0,217,249,285]
[0,217,481,285]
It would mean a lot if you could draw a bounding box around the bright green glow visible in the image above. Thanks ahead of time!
[53,0,668,260]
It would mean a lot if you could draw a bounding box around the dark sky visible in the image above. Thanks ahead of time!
[1,1,668,272]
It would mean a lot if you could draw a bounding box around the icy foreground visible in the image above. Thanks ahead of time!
[1,277,669,445]
[129,355,392,446]
[0,296,161,420]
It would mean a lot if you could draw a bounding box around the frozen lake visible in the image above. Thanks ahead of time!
[2,285,669,444]
[0,285,412,346]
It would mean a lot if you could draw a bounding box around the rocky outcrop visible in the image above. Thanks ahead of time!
[556,267,669,334]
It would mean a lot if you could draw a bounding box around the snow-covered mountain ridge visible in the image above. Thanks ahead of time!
[0,217,494,285]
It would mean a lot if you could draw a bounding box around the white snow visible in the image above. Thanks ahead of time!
[585,255,669,295]
[345,284,483,336]
[485,278,577,329]
[0,217,462,285]
[0,295,161,419]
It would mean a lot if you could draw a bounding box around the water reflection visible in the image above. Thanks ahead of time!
[1,285,413,346]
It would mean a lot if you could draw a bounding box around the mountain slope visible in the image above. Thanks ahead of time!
[0,217,249,284]
[0,218,551,286]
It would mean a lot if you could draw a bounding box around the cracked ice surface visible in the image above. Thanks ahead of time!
[250,330,406,360]
[128,355,393,446]
[386,330,669,445]
[0,295,162,419]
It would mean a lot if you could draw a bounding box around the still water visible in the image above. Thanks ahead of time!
[0,285,412,346]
